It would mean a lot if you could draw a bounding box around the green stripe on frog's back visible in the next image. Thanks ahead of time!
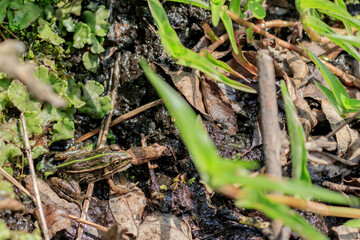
[57,152,131,168]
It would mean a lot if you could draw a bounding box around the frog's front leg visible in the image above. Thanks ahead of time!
[48,177,84,204]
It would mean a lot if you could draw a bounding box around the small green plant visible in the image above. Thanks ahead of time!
[296,0,360,61]
[147,0,256,93]
[0,1,112,174]
[301,44,360,117]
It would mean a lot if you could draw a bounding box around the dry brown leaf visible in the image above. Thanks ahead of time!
[286,51,308,89]
[331,225,360,240]
[321,100,360,157]
[300,41,343,60]
[201,76,238,134]
[109,174,147,237]
[23,176,80,239]
[162,68,208,118]
[137,212,192,240]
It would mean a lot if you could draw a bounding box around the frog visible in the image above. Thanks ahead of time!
[44,143,167,203]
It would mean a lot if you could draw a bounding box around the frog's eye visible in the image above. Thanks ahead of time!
[111,157,123,167]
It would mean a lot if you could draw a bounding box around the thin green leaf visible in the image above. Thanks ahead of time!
[201,50,247,81]
[210,0,225,27]
[345,219,360,228]
[302,16,360,61]
[313,80,344,116]
[325,33,360,48]
[334,0,352,34]
[281,81,311,183]
[219,5,239,54]
[147,0,255,93]
[176,49,256,92]
[300,43,349,109]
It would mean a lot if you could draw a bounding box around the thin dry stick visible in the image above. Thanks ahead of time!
[206,20,298,53]
[20,113,50,240]
[257,52,287,238]
[75,99,163,143]
[0,167,108,232]
[227,11,359,86]
[0,24,20,41]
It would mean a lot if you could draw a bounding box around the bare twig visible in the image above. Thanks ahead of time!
[75,99,163,143]
[257,52,287,239]
[257,52,281,178]
[20,113,50,240]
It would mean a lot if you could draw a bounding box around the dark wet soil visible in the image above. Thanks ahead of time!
[3,0,359,239]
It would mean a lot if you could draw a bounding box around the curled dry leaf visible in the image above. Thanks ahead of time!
[321,100,360,157]
[331,225,360,240]
[137,212,192,240]
[109,174,147,237]
[307,151,351,181]
[162,67,208,118]
[202,75,238,134]
[23,176,80,239]
[286,50,308,89]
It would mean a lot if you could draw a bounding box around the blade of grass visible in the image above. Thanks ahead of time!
[240,188,328,240]
[281,81,311,183]
[313,80,344,116]
[302,16,360,61]
[300,43,349,110]
[201,50,249,81]
[210,0,225,27]
[219,5,239,54]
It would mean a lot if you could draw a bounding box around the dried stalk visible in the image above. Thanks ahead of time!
[20,113,50,240]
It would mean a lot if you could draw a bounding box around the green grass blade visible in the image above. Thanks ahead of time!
[210,0,225,27]
[165,0,210,9]
[313,80,344,116]
[302,16,360,61]
[219,5,239,54]
[335,0,352,34]
[325,34,360,48]
[140,59,222,178]
[201,50,247,80]
[300,43,349,109]
[176,49,256,92]
[320,11,360,32]
[240,189,328,240]
[281,81,311,183]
